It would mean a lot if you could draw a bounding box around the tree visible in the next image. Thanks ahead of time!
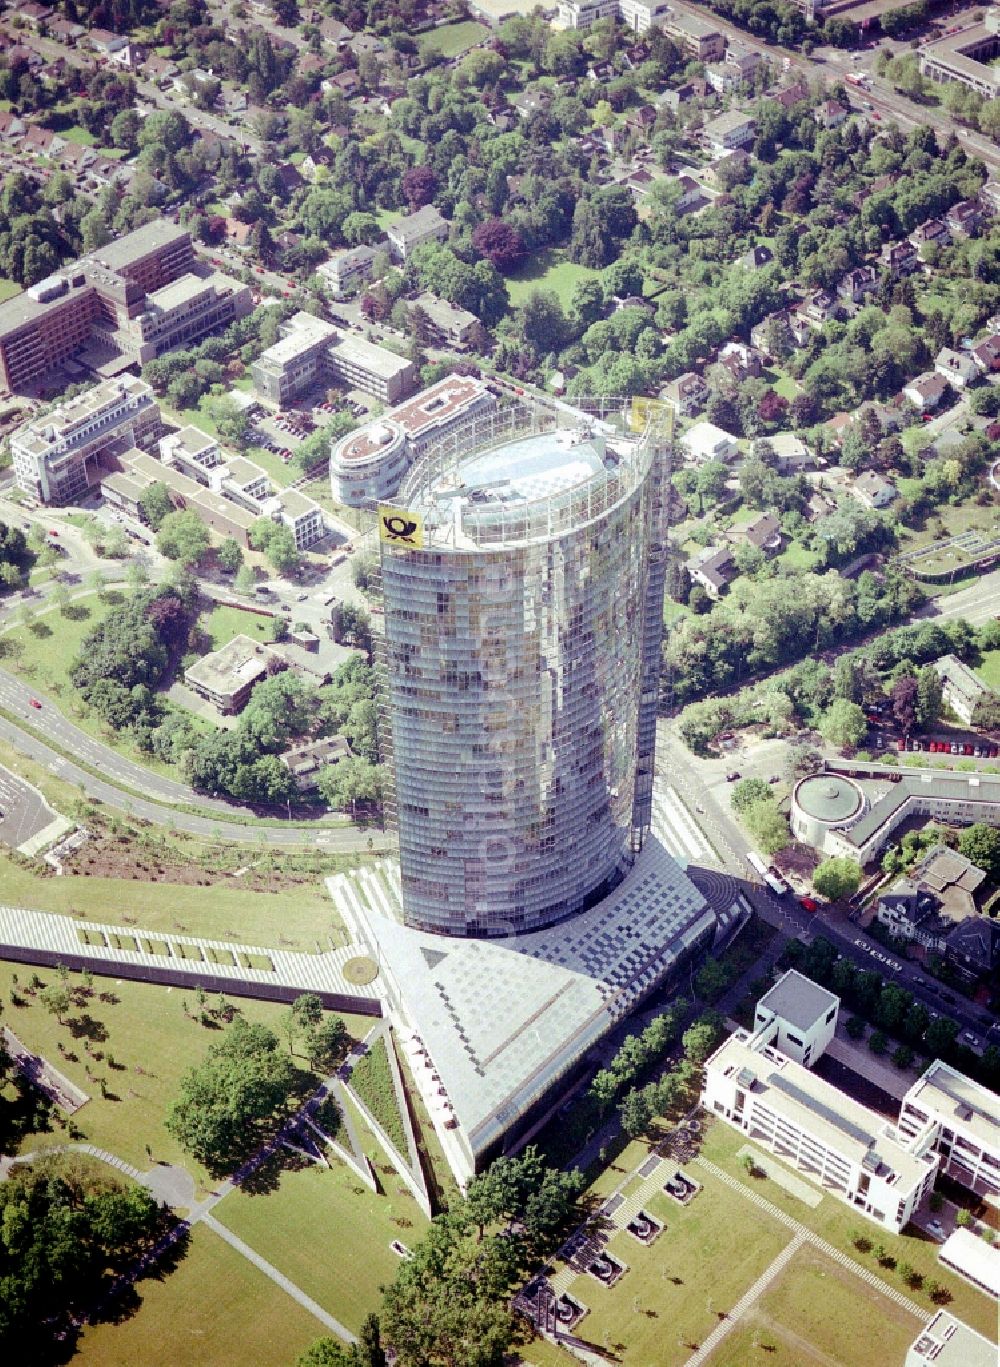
[139,481,174,532]
[40,983,71,1023]
[694,958,732,1002]
[743,799,790,855]
[217,538,244,575]
[250,518,299,574]
[471,219,525,273]
[318,757,384,813]
[157,511,210,566]
[813,857,862,900]
[165,1018,298,1174]
[682,1013,723,1064]
[818,698,867,750]
[916,666,943,729]
[731,777,772,814]
[520,288,567,354]
[205,394,252,449]
[891,675,918,735]
[619,1087,652,1138]
[401,165,438,211]
[958,824,1000,883]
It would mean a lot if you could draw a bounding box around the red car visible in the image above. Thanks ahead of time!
[800,897,819,913]
[29,698,42,709]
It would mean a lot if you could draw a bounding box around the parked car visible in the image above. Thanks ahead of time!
[800,897,819,912]
[726,771,741,782]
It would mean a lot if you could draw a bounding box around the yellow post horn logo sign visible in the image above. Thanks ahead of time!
[378,505,424,549]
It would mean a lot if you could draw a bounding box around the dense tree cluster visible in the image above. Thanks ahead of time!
[0,1157,164,1359]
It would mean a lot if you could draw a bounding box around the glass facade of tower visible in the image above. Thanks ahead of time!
[379,413,664,937]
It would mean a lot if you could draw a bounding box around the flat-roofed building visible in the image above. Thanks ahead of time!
[327,332,416,405]
[118,271,252,363]
[385,205,449,262]
[184,634,276,714]
[557,0,668,31]
[329,374,495,507]
[273,485,326,550]
[906,1309,998,1367]
[664,11,725,61]
[704,109,757,153]
[250,311,338,406]
[318,245,380,299]
[898,1059,1000,1203]
[937,1228,1000,1299]
[409,292,478,348]
[159,424,224,481]
[12,375,159,504]
[754,969,838,1068]
[920,16,1000,100]
[101,469,148,520]
[703,1025,938,1233]
[125,448,258,546]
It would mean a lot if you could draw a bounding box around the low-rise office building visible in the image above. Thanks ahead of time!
[250,312,338,406]
[936,1228,1000,1299]
[385,205,449,262]
[326,332,416,405]
[184,634,276,714]
[933,653,996,725]
[557,0,669,32]
[920,15,1000,100]
[124,449,258,546]
[12,375,160,504]
[329,374,495,507]
[664,11,725,61]
[704,110,757,153]
[159,424,224,481]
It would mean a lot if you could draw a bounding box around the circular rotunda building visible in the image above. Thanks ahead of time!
[377,402,667,937]
[790,772,866,851]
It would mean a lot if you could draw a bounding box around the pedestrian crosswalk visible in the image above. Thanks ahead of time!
[651,783,716,868]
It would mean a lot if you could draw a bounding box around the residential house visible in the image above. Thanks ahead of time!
[626,104,658,135]
[223,218,253,249]
[626,166,656,199]
[319,17,353,47]
[935,347,979,389]
[49,17,86,42]
[512,89,552,120]
[686,544,736,599]
[876,845,986,953]
[903,372,949,413]
[0,111,24,142]
[837,265,879,304]
[327,70,359,96]
[110,41,144,71]
[805,489,837,523]
[662,371,708,417]
[409,292,478,348]
[730,511,781,554]
[852,471,897,510]
[767,79,809,110]
[143,53,178,82]
[717,340,762,380]
[318,244,380,299]
[797,289,839,330]
[724,42,762,82]
[660,81,701,110]
[770,432,815,475]
[87,28,128,56]
[933,653,997,725]
[703,110,756,154]
[18,3,52,27]
[737,243,773,271]
[705,62,738,95]
[910,218,951,253]
[946,198,983,236]
[814,99,849,129]
[681,420,739,464]
[281,735,353,792]
[881,240,920,278]
[946,917,1000,980]
[972,333,1000,374]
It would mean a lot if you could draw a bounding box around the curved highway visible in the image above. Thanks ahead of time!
[0,679,391,852]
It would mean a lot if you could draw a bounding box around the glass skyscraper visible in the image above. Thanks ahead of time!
[378,403,668,937]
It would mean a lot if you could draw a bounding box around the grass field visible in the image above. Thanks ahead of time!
[418,19,488,57]
[0,847,348,950]
[506,248,601,309]
[976,649,1000,688]
[201,602,274,650]
[215,1154,429,1334]
[707,1244,921,1367]
[0,276,20,303]
[700,1121,995,1339]
[564,1177,789,1363]
[0,962,372,1185]
[776,540,819,573]
[75,1223,324,1367]
[349,1034,407,1156]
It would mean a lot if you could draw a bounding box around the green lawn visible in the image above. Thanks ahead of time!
[506,249,601,309]
[75,1223,325,1367]
[349,1034,407,1156]
[976,649,1000,689]
[776,540,819,572]
[708,1244,922,1367]
[59,124,97,147]
[0,963,372,1186]
[563,1174,789,1363]
[0,276,20,303]
[0,846,348,952]
[700,1121,996,1339]
[215,1155,429,1334]
[418,19,489,57]
[201,602,273,650]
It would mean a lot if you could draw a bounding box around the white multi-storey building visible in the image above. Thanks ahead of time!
[318,245,380,299]
[753,969,838,1068]
[703,1025,938,1233]
[12,375,159,504]
[898,1059,1000,1203]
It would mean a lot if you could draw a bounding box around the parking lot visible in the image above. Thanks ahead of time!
[0,765,67,853]
[252,388,374,468]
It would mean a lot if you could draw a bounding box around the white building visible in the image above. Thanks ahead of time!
[12,375,160,504]
[318,244,380,299]
[557,0,669,31]
[702,1022,938,1233]
[385,206,449,263]
[898,1059,1000,1204]
[330,374,495,508]
[935,347,980,389]
[681,419,739,464]
[753,969,838,1068]
[704,110,757,153]
[937,1228,1000,1300]
[934,653,996,725]
[905,1310,998,1367]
